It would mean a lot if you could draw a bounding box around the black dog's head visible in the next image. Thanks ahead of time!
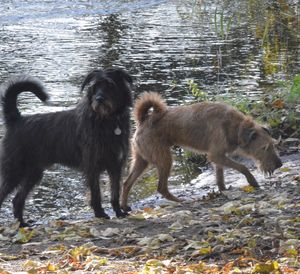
[81,68,133,116]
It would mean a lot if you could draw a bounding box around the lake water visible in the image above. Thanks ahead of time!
[0,0,299,223]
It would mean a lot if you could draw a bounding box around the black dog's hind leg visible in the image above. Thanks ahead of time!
[0,169,23,215]
[107,165,128,218]
[86,173,110,219]
[0,182,16,210]
[13,169,43,227]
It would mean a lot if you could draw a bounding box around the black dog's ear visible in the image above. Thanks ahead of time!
[81,70,103,92]
[109,68,133,86]
[238,119,257,147]
[118,69,133,85]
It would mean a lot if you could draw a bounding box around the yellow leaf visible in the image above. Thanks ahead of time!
[97,258,108,266]
[253,261,279,273]
[46,244,66,252]
[69,246,91,260]
[145,259,165,267]
[293,217,300,222]
[22,260,40,269]
[207,231,214,239]
[14,228,35,244]
[198,246,212,255]
[232,267,242,273]
[47,263,57,271]
[241,185,255,193]
[280,167,290,172]
[286,248,298,257]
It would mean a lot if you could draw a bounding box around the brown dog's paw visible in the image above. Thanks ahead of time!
[121,205,132,213]
[161,192,183,203]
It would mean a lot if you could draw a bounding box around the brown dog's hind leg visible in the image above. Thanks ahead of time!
[156,150,182,203]
[210,154,259,188]
[121,153,148,212]
[215,164,226,191]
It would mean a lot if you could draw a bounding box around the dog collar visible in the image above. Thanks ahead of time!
[114,126,122,135]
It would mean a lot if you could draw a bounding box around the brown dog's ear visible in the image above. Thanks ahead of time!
[262,126,271,135]
[238,118,257,147]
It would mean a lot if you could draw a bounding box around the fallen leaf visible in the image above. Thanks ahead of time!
[169,221,183,230]
[101,228,120,237]
[145,259,165,267]
[46,263,57,271]
[195,246,212,256]
[157,234,174,242]
[13,228,35,244]
[252,261,279,273]
[241,185,255,193]
[22,260,41,269]
[272,98,284,109]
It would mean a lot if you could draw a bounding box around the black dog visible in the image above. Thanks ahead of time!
[0,68,133,226]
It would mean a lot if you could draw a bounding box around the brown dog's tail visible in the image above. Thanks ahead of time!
[134,92,167,124]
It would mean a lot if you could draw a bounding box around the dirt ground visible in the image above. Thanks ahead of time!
[0,152,299,273]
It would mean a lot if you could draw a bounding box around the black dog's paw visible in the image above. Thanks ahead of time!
[116,210,129,218]
[95,210,110,220]
[19,219,35,228]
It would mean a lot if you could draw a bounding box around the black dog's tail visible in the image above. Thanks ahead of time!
[134,92,167,125]
[1,76,49,126]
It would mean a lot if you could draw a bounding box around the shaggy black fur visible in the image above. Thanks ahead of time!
[0,68,133,226]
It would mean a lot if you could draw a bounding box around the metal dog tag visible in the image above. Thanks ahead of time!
[114,126,122,135]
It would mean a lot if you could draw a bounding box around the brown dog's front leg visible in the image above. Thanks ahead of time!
[156,153,183,203]
[211,154,259,188]
[215,164,226,191]
[121,154,148,212]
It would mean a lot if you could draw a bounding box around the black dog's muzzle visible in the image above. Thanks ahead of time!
[95,93,106,103]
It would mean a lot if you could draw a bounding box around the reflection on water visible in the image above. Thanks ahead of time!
[0,0,299,222]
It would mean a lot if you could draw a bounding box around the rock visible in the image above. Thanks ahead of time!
[282,138,300,147]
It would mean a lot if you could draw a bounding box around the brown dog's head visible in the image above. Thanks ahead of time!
[238,118,282,175]
[81,68,133,116]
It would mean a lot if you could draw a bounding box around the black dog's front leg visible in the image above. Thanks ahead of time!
[107,167,128,218]
[86,174,110,219]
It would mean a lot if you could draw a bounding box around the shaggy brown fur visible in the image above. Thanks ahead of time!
[121,92,282,211]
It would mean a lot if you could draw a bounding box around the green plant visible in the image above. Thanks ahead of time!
[287,75,300,102]
[188,80,206,101]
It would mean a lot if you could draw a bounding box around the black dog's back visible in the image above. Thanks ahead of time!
[3,110,82,168]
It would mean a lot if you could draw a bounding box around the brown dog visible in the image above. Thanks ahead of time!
[121,92,282,211]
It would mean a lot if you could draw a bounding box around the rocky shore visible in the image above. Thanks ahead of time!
[0,151,299,273]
